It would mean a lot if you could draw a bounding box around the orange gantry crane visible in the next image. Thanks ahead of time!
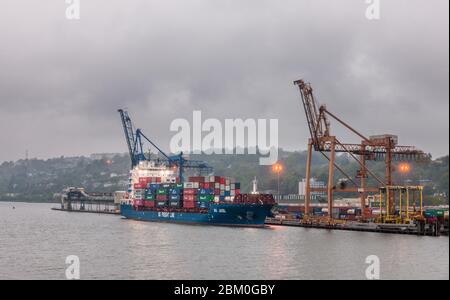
[294,79,430,219]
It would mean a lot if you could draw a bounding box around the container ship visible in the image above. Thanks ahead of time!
[117,109,274,227]
[120,160,274,227]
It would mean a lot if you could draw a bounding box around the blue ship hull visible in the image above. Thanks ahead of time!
[120,203,273,227]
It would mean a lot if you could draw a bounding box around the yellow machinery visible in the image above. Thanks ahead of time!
[377,186,424,224]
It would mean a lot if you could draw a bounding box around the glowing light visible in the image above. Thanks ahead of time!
[399,163,411,173]
[272,163,283,174]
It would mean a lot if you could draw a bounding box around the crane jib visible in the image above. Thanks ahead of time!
[117,109,213,182]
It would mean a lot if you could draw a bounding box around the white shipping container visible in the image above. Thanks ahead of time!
[231,184,236,189]
[225,186,231,191]
[184,182,194,188]
[215,183,220,189]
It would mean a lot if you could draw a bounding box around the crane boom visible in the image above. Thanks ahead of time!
[294,79,430,218]
[118,109,212,181]
[294,79,429,161]
[294,79,330,151]
[118,109,142,167]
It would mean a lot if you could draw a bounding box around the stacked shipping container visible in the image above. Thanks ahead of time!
[133,176,242,210]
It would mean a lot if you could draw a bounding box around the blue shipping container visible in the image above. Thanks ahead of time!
[170,188,182,195]
[199,189,214,195]
[170,201,182,207]
[197,201,210,209]
[170,195,181,201]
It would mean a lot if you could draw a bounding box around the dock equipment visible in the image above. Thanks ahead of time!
[59,187,117,214]
[118,109,212,181]
[377,186,424,224]
[294,79,430,221]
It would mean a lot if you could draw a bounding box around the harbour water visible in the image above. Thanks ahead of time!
[0,202,448,280]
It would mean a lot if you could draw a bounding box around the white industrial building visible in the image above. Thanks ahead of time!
[298,178,326,200]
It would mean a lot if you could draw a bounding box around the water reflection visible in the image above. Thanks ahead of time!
[0,202,448,280]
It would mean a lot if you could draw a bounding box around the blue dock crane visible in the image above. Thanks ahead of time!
[118,109,212,182]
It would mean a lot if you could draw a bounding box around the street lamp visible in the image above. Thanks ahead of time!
[398,163,411,185]
[399,163,411,173]
[272,163,284,200]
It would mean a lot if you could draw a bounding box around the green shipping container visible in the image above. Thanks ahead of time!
[157,189,167,195]
[198,195,214,202]
[146,194,155,200]
[425,210,438,217]
[433,210,446,217]
[437,210,446,217]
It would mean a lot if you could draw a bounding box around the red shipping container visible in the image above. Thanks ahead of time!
[183,199,196,204]
[139,177,149,184]
[184,189,198,196]
[199,183,204,189]
[183,195,196,201]
[189,176,205,183]
[235,189,241,195]
[183,201,196,208]
[134,183,143,189]
[144,200,155,208]
[204,183,211,189]
[156,195,168,201]
[220,177,226,184]
[156,177,162,183]
[134,200,144,206]
[214,189,221,195]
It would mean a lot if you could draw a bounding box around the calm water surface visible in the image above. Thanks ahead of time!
[0,202,448,280]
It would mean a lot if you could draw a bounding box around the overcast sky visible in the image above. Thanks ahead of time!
[0,0,448,162]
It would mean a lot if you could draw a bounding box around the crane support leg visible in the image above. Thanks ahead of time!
[327,137,336,220]
[360,145,367,210]
[305,141,313,216]
[386,147,395,215]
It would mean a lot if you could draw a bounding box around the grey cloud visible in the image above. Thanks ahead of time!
[0,0,448,161]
